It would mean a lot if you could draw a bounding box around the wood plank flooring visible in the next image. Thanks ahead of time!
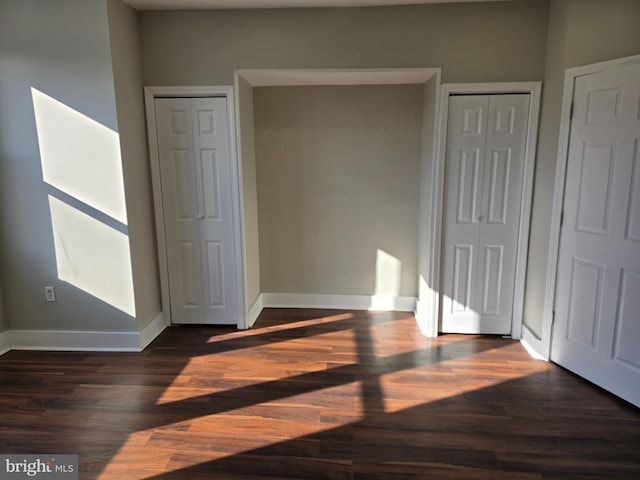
[1,309,638,479]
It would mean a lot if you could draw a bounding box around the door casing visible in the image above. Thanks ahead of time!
[431,82,542,340]
[144,86,246,329]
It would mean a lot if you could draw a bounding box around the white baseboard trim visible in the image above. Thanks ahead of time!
[247,294,264,329]
[9,329,142,352]
[414,299,438,337]
[139,312,165,350]
[520,324,547,361]
[0,330,10,356]
[261,293,416,312]
[1,293,415,353]
[8,314,166,353]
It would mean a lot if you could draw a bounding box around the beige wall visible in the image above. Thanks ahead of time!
[2,0,635,338]
[107,0,162,330]
[139,0,548,304]
[254,84,424,296]
[139,1,548,86]
[0,0,162,335]
[0,0,138,332]
[562,0,640,68]
[523,0,640,337]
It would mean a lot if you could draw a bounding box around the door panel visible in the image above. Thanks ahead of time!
[626,140,640,240]
[613,269,640,369]
[575,142,615,235]
[565,258,603,348]
[441,96,488,331]
[200,149,220,219]
[493,104,515,134]
[172,149,197,220]
[452,244,474,314]
[178,241,200,308]
[155,98,202,324]
[475,94,529,333]
[552,60,640,407]
[462,106,484,134]
[191,97,238,324]
[457,148,482,224]
[155,97,238,325]
[441,94,529,334]
[487,148,510,224]
[205,240,224,307]
[481,245,503,315]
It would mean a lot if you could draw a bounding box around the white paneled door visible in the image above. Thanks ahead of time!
[441,94,530,334]
[155,97,239,325]
[551,61,640,407]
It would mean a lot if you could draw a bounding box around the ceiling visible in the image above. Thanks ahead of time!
[122,0,528,11]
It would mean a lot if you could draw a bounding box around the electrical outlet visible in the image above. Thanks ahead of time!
[44,286,56,302]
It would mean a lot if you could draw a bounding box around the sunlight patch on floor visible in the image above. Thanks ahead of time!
[379,345,553,414]
[106,315,557,478]
[205,313,354,344]
[104,387,365,480]
[157,327,357,405]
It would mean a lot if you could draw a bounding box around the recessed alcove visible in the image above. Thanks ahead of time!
[234,68,441,332]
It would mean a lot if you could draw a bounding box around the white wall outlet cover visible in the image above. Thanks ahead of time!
[45,286,56,302]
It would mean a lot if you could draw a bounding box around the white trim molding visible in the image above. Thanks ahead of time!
[10,330,144,352]
[413,297,433,336]
[520,324,546,361]
[1,313,165,353]
[247,294,264,328]
[261,293,416,312]
[144,86,246,330]
[242,292,417,330]
[415,73,442,338]
[236,68,442,335]
[236,68,439,87]
[138,312,166,350]
[0,330,10,356]
[432,82,542,340]
[541,53,640,360]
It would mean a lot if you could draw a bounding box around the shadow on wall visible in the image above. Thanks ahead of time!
[31,88,135,317]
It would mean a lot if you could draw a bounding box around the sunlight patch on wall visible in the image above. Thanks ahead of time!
[33,87,136,317]
[49,196,135,317]
[374,249,401,296]
[369,249,403,310]
[32,88,128,224]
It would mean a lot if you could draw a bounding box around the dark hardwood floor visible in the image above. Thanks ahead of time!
[1,309,638,479]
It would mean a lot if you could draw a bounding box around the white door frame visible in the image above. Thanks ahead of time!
[144,86,246,329]
[429,82,542,339]
[541,54,640,360]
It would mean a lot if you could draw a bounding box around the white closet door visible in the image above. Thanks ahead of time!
[551,61,640,407]
[441,95,489,332]
[441,94,529,335]
[155,97,239,325]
